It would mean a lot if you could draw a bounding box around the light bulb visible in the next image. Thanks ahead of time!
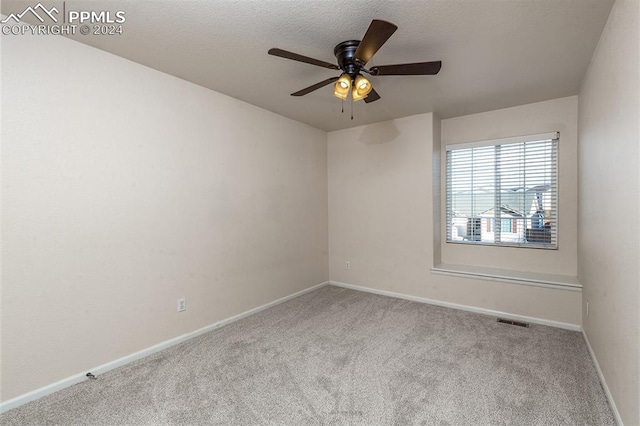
[334,74,351,100]
[352,75,372,101]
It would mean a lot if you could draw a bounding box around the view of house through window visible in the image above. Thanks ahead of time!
[446,133,558,249]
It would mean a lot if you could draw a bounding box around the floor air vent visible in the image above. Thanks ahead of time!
[497,318,530,328]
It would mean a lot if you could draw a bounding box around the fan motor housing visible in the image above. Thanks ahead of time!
[334,40,361,76]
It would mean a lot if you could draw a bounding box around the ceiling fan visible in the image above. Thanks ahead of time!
[268,19,442,107]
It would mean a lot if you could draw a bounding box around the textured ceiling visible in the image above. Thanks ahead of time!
[2,0,614,131]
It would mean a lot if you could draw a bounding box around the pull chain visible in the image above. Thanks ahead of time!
[351,97,354,120]
[341,98,344,113]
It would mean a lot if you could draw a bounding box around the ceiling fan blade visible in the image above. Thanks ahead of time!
[268,48,339,70]
[371,61,442,76]
[291,77,339,96]
[364,88,381,103]
[354,20,398,66]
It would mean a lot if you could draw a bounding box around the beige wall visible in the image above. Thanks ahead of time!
[1,33,328,401]
[328,111,581,326]
[440,96,579,276]
[578,0,640,423]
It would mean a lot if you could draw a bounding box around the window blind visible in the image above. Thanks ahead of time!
[446,132,558,249]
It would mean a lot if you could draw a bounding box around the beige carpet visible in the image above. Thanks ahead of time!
[1,285,614,425]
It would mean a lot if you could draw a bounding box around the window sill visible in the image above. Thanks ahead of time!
[431,263,581,291]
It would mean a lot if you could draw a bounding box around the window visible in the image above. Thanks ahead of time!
[501,218,513,233]
[446,132,558,249]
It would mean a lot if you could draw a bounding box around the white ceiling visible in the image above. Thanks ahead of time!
[3,0,614,131]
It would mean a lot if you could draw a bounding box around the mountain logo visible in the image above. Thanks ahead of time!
[1,3,60,24]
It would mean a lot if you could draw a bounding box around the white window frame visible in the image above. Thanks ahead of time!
[445,132,559,249]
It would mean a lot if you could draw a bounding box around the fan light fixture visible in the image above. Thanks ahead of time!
[333,74,351,100]
[334,74,372,101]
[352,75,372,101]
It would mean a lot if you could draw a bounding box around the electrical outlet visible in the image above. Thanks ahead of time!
[586,301,589,317]
[177,298,186,312]
[345,261,350,270]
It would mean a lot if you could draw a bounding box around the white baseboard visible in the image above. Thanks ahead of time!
[329,280,581,331]
[0,281,329,414]
[582,330,623,425]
